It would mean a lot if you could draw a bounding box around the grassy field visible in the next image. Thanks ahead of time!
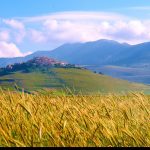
[0,90,149,147]
[0,68,150,94]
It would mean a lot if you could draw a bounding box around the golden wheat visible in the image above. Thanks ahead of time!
[0,90,149,147]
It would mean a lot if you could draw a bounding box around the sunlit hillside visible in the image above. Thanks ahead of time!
[0,58,150,94]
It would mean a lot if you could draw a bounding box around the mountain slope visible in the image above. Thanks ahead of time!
[113,42,150,67]
[24,40,150,67]
[0,39,150,68]
[0,39,130,67]
[32,39,130,65]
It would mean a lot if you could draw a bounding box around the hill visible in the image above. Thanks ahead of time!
[0,57,149,94]
[1,39,150,85]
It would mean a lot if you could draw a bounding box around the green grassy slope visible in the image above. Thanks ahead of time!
[0,68,149,94]
[54,68,150,94]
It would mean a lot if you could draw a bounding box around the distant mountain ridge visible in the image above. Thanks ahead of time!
[0,39,150,68]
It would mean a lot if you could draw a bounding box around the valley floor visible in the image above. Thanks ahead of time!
[86,65,150,85]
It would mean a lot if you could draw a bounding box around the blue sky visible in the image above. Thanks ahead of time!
[1,0,150,18]
[0,0,134,17]
[0,0,150,57]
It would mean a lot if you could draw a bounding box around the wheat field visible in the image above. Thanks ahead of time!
[0,89,149,147]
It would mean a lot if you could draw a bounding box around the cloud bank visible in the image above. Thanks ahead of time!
[1,11,150,57]
[0,41,31,58]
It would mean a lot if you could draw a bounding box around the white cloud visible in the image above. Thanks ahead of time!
[0,31,10,41]
[42,20,100,43]
[128,6,150,10]
[127,20,146,35]
[18,11,129,44]
[43,20,58,31]
[106,20,150,43]
[0,41,31,58]
[21,11,128,23]
[1,11,150,58]
[3,19,26,43]
[35,16,150,44]
[29,29,47,43]
[18,11,150,45]
[3,19,24,30]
